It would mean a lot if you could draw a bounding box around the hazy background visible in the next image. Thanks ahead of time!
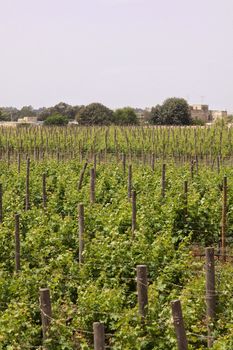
[0,0,232,110]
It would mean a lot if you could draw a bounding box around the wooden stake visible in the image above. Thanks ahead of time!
[40,288,52,341]
[0,184,3,223]
[151,153,155,172]
[184,180,188,218]
[205,247,216,348]
[161,163,166,198]
[132,190,136,236]
[42,173,47,209]
[171,300,188,350]
[90,168,96,204]
[25,158,30,210]
[137,265,148,318]
[128,164,132,199]
[15,213,20,272]
[78,203,84,265]
[221,176,227,262]
[78,161,88,191]
[17,153,21,174]
[190,160,194,180]
[93,322,105,350]
[122,153,126,175]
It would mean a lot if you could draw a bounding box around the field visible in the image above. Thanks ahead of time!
[1,124,233,349]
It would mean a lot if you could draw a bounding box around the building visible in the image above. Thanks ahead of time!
[190,104,211,122]
[17,116,38,124]
[211,110,228,121]
[190,104,227,123]
[134,108,151,124]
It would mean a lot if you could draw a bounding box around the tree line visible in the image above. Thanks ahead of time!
[0,98,195,126]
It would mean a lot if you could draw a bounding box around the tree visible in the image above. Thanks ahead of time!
[150,105,162,124]
[38,103,81,121]
[19,106,36,118]
[0,107,19,121]
[113,107,139,125]
[43,114,68,126]
[150,98,191,125]
[76,103,114,125]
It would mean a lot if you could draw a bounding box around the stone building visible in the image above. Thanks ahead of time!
[190,104,227,123]
[190,104,211,122]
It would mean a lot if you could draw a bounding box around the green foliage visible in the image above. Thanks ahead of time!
[113,107,139,125]
[191,118,205,126]
[44,114,69,126]
[0,125,233,348]
[150,98,192,125]
[76,103,114,125]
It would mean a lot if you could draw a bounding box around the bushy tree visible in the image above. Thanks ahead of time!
[76,103,114,125]
[19,105,36,118]
[150,105,162,124]
[113,107,139,125]
[0,107,19,121]
[38,102,81,121]
[150,98,191,125]
[43,114,68,126]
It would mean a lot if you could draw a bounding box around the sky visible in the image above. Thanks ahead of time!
[0,0,233,111]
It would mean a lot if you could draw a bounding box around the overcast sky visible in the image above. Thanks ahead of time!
[0,0,232,110]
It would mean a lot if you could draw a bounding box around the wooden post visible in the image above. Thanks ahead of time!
[42,173,47,209]
[40,288,52,341]
[93,322,105,350]
[206,247,216,348]
[132,190,136,236]
[90,168,96,204]
[0,184,3,223]
[128,165,132,199]
[122,153,126,175]
[151,153,155,172]
[190,160,194,180]
[25,157,30,210]
[184,180,188,218]
[78,161,88,191]
[195,155,199,173]
[137,265,148,318]
[17,153,21,174]
[217,155,220,174]
[161,163,166,198]
[221,176,227,262]
[171,300,188,350]
[15,213,20,272]
[94,154,97,173]
[78,203,84,265]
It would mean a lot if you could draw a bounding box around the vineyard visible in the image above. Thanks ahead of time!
[1,124,233,349]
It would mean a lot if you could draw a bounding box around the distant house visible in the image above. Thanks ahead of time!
[134,108,151,124]
[190,104,227,123]
[18,116,38,124]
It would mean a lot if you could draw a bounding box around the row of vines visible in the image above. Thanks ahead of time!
[0,124,233,349]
